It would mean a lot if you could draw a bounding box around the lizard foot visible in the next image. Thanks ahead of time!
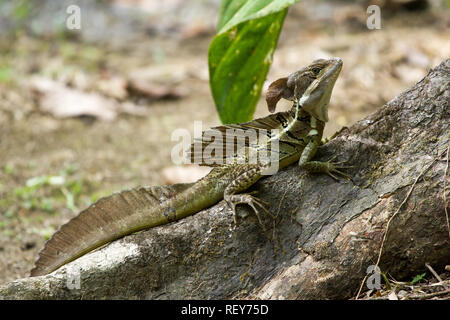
[300,156,352,181]
[225,193,274,231]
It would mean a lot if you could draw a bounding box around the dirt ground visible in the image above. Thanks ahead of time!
[0,0,449,289]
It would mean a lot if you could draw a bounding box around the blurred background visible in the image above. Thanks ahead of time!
[0,0,448,284]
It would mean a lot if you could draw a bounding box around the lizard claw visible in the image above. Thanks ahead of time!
[325,157,352,181]
[226,194,274,231]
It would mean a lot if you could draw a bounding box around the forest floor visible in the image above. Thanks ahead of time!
[0,0,448,298]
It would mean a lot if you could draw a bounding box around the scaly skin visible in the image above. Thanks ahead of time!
[30,57,345,276]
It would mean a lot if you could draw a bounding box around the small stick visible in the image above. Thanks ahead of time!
[443,144,449,237]
[426,263,450,290]
[408,288,450,300]
[425,263,443,283]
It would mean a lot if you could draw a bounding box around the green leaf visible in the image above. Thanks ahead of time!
[0,68,12,84]
[13,0,31,20]
[4,209,15,219]
[411,272,427,284]
[209,0,299,124]
[40,198,55,212]
[61,187,77,212]
[217,0,297,34]
[25,175,65,188]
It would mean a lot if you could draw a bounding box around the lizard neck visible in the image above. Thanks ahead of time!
[269,105,325,170]
[284,105,325,142]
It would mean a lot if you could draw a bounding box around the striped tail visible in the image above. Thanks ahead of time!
[30,183,193,276]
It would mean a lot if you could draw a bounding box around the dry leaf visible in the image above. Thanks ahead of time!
[29,76,146,121]
[388,291,399,300]
[95,75,128,100]
[127,64,191,100]
[127,79,187,100]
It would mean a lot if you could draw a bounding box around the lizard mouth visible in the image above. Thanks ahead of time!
[322,57,342,82]
[299,57,343,122]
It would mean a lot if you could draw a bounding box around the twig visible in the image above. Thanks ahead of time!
[276,188,289,217]
[443,144,449,238]
[425,263,443,283]
[355,274,368,299]
[408,288,450,300]
[428,281,450,287]
[426,263,450,290]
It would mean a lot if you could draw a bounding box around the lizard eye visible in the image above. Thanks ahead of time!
[311,67,322,75]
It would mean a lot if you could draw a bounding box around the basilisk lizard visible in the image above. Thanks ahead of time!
[30,57,346,276]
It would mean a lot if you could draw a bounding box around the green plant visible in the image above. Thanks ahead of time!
[4,163,15,174]
[13,164,84,214]
[12,0,31,20]
[411,272,427,284]
[0,67,12,84]
[209,0,299,124]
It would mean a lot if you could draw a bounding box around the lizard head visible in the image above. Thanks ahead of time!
[266,58,342,122]
[297,57,342,122]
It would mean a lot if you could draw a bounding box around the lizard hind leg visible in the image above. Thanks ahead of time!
[224,167,275,230]
[226,193,273,231]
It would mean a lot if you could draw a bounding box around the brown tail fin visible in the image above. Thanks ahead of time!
[30,183,193,276]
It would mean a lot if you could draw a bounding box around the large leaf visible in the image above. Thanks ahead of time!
[209,0,299,124]
[217,0,297,34]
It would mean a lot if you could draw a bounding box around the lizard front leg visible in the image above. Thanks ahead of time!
[224,165,274,229]
[299,135,350,180]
